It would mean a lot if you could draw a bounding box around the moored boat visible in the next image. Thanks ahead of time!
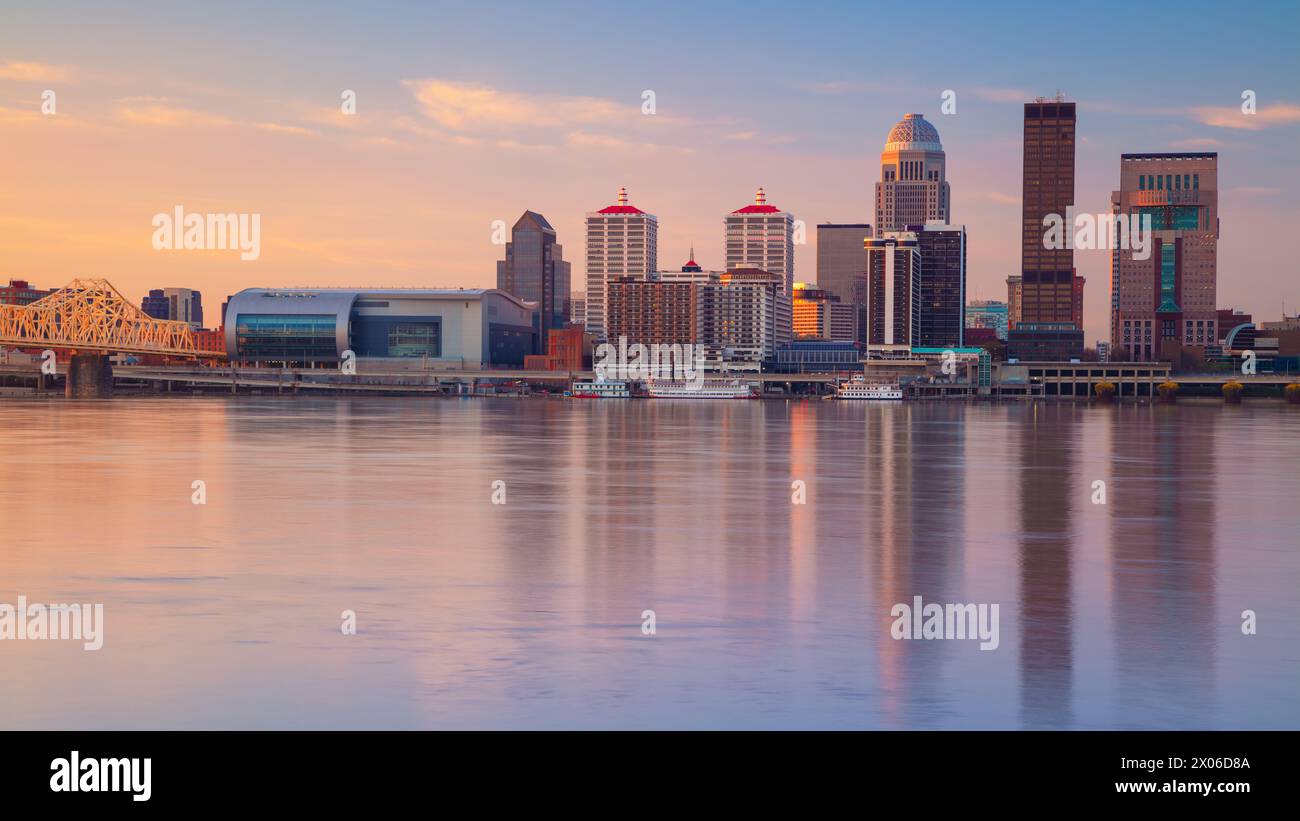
[646,378,753,399]
[570,377,631,398]
[836,377,903,400]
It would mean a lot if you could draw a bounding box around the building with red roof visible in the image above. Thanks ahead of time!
[724,188,794,296]
[584,187,657,341]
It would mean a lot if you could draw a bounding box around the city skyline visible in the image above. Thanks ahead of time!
[2,0,1298,347]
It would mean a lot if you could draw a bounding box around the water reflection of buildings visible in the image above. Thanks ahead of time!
[1017,404,1076,728]
[869,404,967,727]
[1110,406,1217,727]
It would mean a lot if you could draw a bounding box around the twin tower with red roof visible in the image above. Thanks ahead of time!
[583,186,795,340]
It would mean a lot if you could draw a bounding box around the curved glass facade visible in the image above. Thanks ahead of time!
[235,314,338,362]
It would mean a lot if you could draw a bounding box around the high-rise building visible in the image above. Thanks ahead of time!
[875,114,950,233]
[569,294,586,327]
[584,187,657,342]
[497,210,571,353]
[141,287,204,328]
[1006,275,1023,330]
[605,275,698,347]
[1019,96,1076,324]
[725,188,794,295]
[913,223,966,348]
[0,279,51,306]
[1109,152,1219,361]
[1011,95,1082,360]
[792,283,856,342]
[967,300,1010,340]
[698,268,792,363]
[816,223,871,304]
[864,232,921,346]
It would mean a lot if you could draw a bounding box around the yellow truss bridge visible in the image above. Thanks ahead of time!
[0,278,219,358]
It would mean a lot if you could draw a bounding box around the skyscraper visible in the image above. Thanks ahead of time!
[864,232,921,346]
[584,187,657,342]
[1109,152,1219,361]
[725,188,794,295]
[1010,95,1082,360]
[874,114,950,233]
[816,223,871,304]
[497,210,571,353]
[913,223,966,348]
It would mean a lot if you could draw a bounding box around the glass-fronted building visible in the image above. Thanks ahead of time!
[967,300,1009,340]
[912,223,966,348]
[223,288,536,368]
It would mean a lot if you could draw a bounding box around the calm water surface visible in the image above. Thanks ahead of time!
[1,397,1296,729]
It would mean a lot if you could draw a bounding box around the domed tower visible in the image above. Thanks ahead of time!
[874,113,950,233]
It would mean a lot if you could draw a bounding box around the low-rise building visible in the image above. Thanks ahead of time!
[223,287,536,368]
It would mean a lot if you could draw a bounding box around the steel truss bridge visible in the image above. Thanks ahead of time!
[0,278,219,358]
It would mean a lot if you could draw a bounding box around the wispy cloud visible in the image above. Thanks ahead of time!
[297,104,365,130]
[1190,102,1300,130]
[112,102,319,138]
[115,103,232,128]
[404,78,645,132]
[253,121,317,137]
[0,60,76,82]
[0,105,43,125]
[0,104,112,131]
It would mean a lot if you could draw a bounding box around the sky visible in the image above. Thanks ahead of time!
[2,0,1298,342]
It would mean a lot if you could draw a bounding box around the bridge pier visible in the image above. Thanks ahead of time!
[65,353,113,398]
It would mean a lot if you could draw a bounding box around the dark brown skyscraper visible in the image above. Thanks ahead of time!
[1021,96,1075,322]
[1011,95,1082,360]
[497,210,571,354]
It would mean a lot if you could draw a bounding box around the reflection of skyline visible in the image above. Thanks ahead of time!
[1110,406,1217,728]
[1017,404,1076,728]
[869,404,968,728]
[0,398,1287,729]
